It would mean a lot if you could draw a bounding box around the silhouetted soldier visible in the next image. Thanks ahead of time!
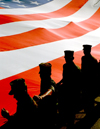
[1,78,38,129]
[33,63,57,129]
[57,50,81,129]
[81,44,98,115]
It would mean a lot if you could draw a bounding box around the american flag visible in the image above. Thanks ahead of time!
[0,0,100,126]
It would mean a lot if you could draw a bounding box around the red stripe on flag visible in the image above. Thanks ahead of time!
[0,0,88,25]
[0,8,100,51]
[0,7,4,9]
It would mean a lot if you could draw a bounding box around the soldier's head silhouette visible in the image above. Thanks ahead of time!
[9,78,27,100]
[39,63,51,79]
[83,44,92,56]
[64,50,74,62]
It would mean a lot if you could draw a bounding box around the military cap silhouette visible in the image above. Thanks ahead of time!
[39,63,51,74]
[9,78,27,95]
[83,44,92,49]
[64,50,74,59]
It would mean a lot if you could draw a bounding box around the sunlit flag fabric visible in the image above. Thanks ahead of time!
[0,0,100,126]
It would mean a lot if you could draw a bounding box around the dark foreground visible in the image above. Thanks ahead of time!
[55,96,100,129]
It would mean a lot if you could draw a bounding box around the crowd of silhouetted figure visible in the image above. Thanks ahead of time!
[1,44,100,129]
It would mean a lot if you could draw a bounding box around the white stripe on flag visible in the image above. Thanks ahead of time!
[0,27,100,80]
[0,20,70,37]
[0,1,99,37]
[58,0,99,22]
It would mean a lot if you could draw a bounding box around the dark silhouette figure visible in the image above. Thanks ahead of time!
[57,50,81,129]
[81,44,99,115]
[0,78,38,129]
[33,63,57,129]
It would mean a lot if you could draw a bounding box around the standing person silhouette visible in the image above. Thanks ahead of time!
[81,44,98,115]
[33,63,57,129]
[1,78,38,129]
[57,50,81,129]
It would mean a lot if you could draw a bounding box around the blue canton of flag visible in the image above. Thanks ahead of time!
[0,0,53,8]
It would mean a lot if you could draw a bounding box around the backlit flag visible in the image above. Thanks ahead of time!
[0,0,100,126]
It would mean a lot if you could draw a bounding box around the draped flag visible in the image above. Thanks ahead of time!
[0,0,100,126]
